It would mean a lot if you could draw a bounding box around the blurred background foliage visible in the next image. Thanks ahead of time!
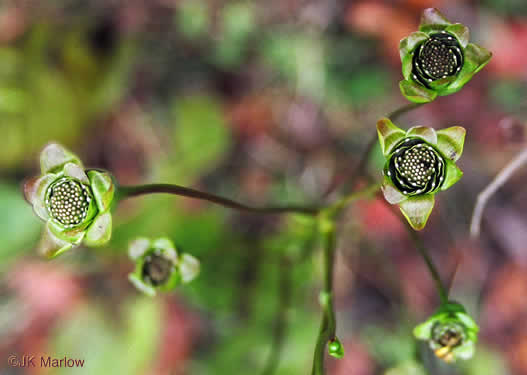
[1,0,526,374]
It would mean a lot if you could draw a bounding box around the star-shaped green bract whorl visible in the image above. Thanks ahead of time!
[414,302,479,363]
[23,143,115,258]
[399,8,492,103]
[377,118,465,230]
[128,237,200,297]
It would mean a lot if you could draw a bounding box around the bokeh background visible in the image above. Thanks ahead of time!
[1,0,526,374]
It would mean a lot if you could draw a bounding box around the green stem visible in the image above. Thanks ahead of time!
[387,102,423,121]
[404,224,449,304]
[325,184,381,218]
[118,184,320,216]
[381,200,449,304]
[311,215,337,375]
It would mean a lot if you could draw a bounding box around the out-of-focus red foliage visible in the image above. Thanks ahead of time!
[488,21,527,78]
[345,2,418,62]
[153,298,200,375]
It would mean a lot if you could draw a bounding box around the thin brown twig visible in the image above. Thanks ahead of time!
[470,147,527,238]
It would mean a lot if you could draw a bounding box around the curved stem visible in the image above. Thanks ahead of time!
[118,184,320,216]
[387,102,423,122]
[382,199,449,304]
[311,215,337,375]
[326,184,380,218]
[401,213,449,304]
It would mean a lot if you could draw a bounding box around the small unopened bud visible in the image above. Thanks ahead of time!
[328,338,344,359]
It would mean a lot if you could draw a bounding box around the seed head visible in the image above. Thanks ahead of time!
[413,32,463,87]
[46,178,92,228]
[142,252,173,286]
[387,138,445,195]
[432,322,465,348]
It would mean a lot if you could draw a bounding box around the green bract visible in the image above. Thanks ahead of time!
[399,8,492,103]
[377,118,465,230]
[24,143,115,258]
[128,237,200,297]
[414,302,479,363]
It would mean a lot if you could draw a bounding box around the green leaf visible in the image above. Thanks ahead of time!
[128,237,151,260]
[381,175,408,204]
[376,117,405,156]
[84,212,112,247]
[129,274,156,297]
[25,173,58,221]
[406,126,437,145]
[446,23,470,48]
[441,160,463,191]
[179,253,200,283]
[413,319,436,340]
[401,52,413,81]
[420,8,451,29]
[40,143,82,174]
[64,162,89,185]
[453,341,476,360]
[399,32,428,60]
[465,43,493,73]
[157,267,181,292]
[38,223,74,258]
[428,75,457,91]
[399,80,437,103]
[152,237,177,254]
[87,170,115,212]
[455,312,479,332]
[47,220,85,244]
[399,195,435,230]
[443,44,492,95]
[441,64,476,95]
[436,126,466,161]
